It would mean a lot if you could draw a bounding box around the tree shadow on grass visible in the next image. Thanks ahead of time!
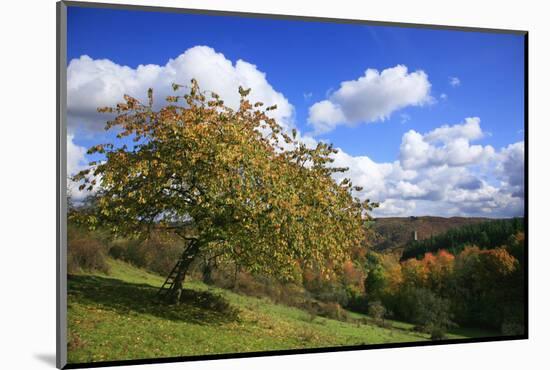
[67,274,240,325]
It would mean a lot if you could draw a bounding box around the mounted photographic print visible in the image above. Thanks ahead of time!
[56,1,528,368]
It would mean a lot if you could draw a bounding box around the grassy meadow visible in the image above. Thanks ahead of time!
[67,258,495,364]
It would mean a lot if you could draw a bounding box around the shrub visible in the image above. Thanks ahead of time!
[318,302,349,321]
[232,270,269,298]
[346,293,369,314]
[302,301,320,322]
[396,287,454,336]
[501,321,525,336]
[306,282,351,307]
[430,327,447,340]
[368,301,386,324]
[108,233,184,276]
[67,228,110,274]
[206,264,312,309]
[107,242,126,260]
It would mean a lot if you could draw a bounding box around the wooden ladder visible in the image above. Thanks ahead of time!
[156,258,184,300]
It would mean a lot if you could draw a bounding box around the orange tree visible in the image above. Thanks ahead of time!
[73,80,374,302]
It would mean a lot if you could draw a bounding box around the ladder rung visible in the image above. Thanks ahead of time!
[157,258,186,298]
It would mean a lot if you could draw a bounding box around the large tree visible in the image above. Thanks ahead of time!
[73,80,373,302]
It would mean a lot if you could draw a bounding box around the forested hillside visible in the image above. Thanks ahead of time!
[401,218,524,260]
[370,216,489,252]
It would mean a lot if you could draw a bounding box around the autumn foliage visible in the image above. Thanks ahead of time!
[363,233,524,334]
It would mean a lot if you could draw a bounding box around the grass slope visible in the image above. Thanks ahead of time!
[67,259,485,364]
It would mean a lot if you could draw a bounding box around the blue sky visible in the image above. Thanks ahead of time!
[66,6,525,217]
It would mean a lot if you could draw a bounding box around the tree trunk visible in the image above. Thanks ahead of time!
[202,257,215,285]
[168,240,200,304]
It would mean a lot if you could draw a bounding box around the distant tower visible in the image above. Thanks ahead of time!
[412,230,418,241]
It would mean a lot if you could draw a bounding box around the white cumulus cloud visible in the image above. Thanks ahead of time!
[66,134,92,201]
[496,141,525,198]
[328,118,523,217]
[67,46,295,132]
[424,117,484,142]
[307,65,433,134]
[399,117,495,170]
[67,134,86,176]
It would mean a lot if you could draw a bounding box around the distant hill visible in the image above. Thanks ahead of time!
[370,216,490,252]
[401,217,524,260]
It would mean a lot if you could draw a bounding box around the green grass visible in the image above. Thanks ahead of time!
[67,259,492,364]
